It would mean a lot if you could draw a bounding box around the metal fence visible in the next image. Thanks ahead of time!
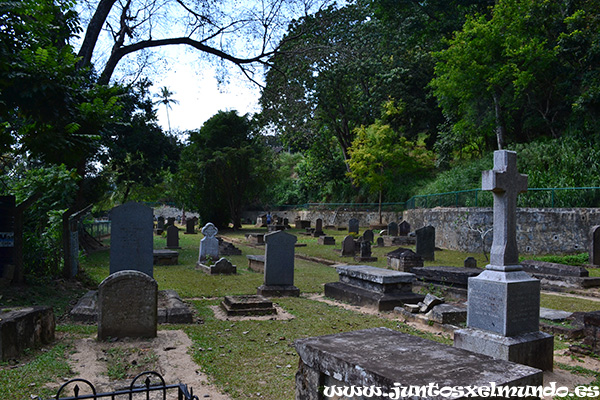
[48,371,199,400]
[81,220,111,238]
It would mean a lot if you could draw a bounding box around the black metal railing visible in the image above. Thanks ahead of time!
[48,371,199,400]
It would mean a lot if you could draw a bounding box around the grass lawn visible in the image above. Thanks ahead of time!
[2,224,600,399]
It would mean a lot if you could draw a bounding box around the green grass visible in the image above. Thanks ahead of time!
[541,293,600,313]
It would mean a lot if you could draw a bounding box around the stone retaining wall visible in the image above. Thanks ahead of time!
[241,210,402,229]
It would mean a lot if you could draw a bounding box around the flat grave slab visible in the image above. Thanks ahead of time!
[521,260,600,289]
[411,266,483,288]
[295,327,543,400]
[247,254,265,273]
[153,249,178,265]
[220,295,276,316]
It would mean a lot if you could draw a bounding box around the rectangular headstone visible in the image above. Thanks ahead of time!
[387,221,398,236]
[185,218,196,234]
[166,225,180,249]
[415,225,435,261]
[348,218,359,234]
[362,229,374,243]
[399,220,410,236]
[109,202,154,277]
[341,235,355,256]
[258,230,299,297]
[590,226,600,266]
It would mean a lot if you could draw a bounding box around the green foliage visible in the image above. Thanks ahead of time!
[520,253,589,266]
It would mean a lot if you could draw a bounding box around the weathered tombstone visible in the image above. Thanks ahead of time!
[454,150,553,371]
[312,218,324,237]
[198,257,237,275]
[0,195,15,285]
[257,230,299,297]
[166,217,176,227]
[109,202,154,277]
[376,236,384,247]
[362,229,374,244]
[317,236,335,245]
[415,225,435,261]
[348,218,359,234]
[97,270,157,340]
[340,235,355,256]
[399,220,411,236]
[354,240,377,262]
[387,248,423,272]
[165,225,181,249]
[387,221,399,237]
[590,226,600,266]
[464,256,477,269]
[185,218,196,234]
[0,306,55,361]
[198,222,219,263]
[156,216,165,234]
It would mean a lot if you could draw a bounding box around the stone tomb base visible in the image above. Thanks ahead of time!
[324,265,424,311]
[0,306,55,361]
[454,328,554,371]
[295,328,543,400]
[196,257,237,275]
[247,255,265,273]
[153,249,178,265]
[257,284,300,297]
[220,295,276,316]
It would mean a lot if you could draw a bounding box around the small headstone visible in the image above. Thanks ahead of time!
[198,257,237,275]
[185,218,196,234]
[376,236,384,247]
[317,236,335,245]
[97,270,157,340]
[313,218,324,237]
[387,221,398,236]
[166,217,175,227]
[109,202,154,277]
[415,225,435,261]
[590,226,600,266]
[156,216,165,234]
[418,293,444,313]
[348,218,359,234]
[257,230,299,297]
[340,235,355,256]
[399,220,411,236]
[354,240,377,262]
[362,229,374,243]
[429,303,467,325]
[198,222,219,263]
[165,225,181,249]
[464,256,477,269]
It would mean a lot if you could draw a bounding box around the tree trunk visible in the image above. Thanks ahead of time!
[77,0,118,69]
[378,189,382,224]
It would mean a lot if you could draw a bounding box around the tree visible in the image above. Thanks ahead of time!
[177,111,270,228]
[154,86,179,134]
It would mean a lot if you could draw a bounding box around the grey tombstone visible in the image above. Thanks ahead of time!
[97,270,157,340]
[185,218,196,234]
[257,230,299,297]
[198,222,219,263]
[376,236,384,247]
[313,218,324,237]
[341,235,355,256]
[348,218,359,234]
[109,202,154,277]
[156,216,165,234]
[464,256,477,269]
[399,220,411,236]
[166,217,175,227]
[165,225,180,249]
[387,221,399,237]
[590,226,600,266]
[454,150,553,371]
[362,229,374,244]
[415,225,435,261]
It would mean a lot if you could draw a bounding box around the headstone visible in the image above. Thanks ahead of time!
[317,236,335,245]
[156,216,165,234]
[165,225,181,249]
[97,270,157,340]
[340,235,355,256]
[166,217,175,227]
[185,218,196,234]
[387,221,398,236]
[354,240,377,262]
[198,222,219,263]
[198,257,237,275]
[109,202,154,277]
[415,225,435,261]
[312,218,324,237]
[324,265,424,311]
[386,248,423,272]
[399,220,411,236]
[362,229,374,244]
[376,237,384,247]
[590,226,600,266]
[0,196,15,284]
[348,218,359,234]
[454,150,553,371]
[464,256,477,269]
[257,230,299,297]
[295,328,543,400]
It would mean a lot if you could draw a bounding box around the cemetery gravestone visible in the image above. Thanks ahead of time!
[109,202,154,277]
[590,226,600,266]
[376,236,384,247]
[340,235,355,256]
[165,225,181,249]
[348,218,359,234]
[198,223,219,263]
[399,220,411,236]
[454,150,553,371]
[313,218,324,237]
[198,257,237,275]
[257,230,300,297]
[166,217,176,227]
[415,225,435,261]
[387,221,398,237]
[156,216,165,235]
[97,270,157,340]
[318,236,335,245]
[185,218,196,234]
[362,229,374,244]
[464,256,477,269]
[355,241,377,262]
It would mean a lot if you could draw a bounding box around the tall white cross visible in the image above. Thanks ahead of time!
[482,150,527,270]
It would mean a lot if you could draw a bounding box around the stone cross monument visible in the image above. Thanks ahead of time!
[454,150,553,371]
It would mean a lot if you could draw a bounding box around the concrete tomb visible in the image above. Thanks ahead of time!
[109,202,154,277]
[257,230,300,297]
[521,259,600,289]
[348,218,359,234]
[415,225,435,261]
[220,295,276,316]
[317,236,335,245]
[245,233,265,245]
[386,248,423,272]
[165,225,181,249]
[153,249,178,265]
[411,266,482,289]
[295,219,311,229]
[295,327,543,400]
[324,265,424,311]
[247,254,265,273]
[97,270,157,340]
[218,237,242,255]
[454,150,554,371]
[0,306,55,361]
